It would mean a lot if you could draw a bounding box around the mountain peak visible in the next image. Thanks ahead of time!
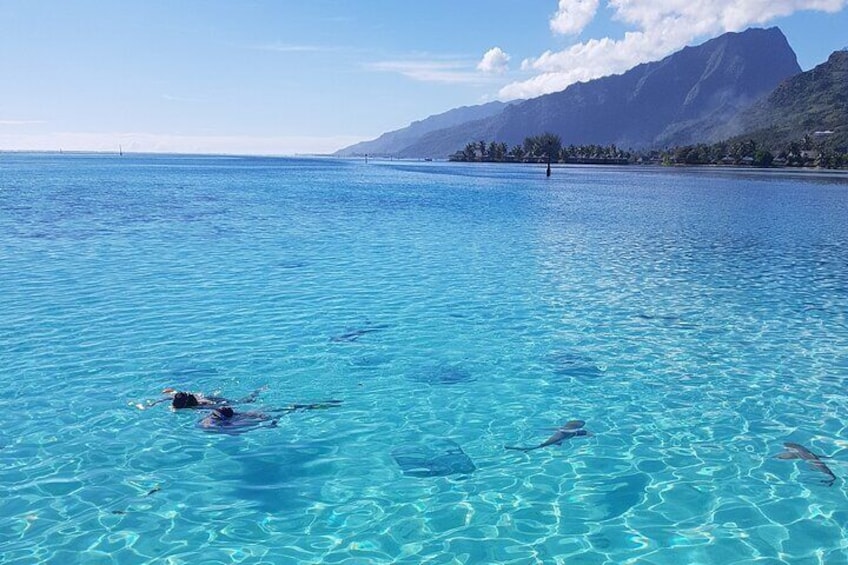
[339,27,802,158]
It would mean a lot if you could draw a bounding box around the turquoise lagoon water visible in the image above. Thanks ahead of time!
[2,153,848,564]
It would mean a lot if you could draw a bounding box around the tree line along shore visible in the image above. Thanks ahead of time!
[448,133,848,169]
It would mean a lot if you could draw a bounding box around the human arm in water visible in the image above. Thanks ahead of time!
[135,386,269,410]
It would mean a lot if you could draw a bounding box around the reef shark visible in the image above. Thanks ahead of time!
[777,442,837,487]
[505,420,589,452]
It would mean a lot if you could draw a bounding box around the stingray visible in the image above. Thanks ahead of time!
[277,260,307,270]
[392,439,476,477]
[547,352,603,379]
[330,323,389,343]
[409,364,475,386]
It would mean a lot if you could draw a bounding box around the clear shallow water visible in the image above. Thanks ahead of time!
[1,154,847,564]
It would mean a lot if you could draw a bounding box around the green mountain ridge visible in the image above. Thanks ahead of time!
[333,101,513,157]
[731,50,848,152]
[336,27,802,158]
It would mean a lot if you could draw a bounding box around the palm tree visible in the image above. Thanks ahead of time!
[538,132,562,165]
[509,145,526,162]
[487,141,507,162]
[523,136,540,160]
[497,142,508,161]
[802,134,813,151]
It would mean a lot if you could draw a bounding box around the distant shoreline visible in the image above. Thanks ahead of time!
[3,150,847,175]
[0,149,332,159]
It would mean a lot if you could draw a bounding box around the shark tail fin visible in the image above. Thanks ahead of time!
[504,446,531,452]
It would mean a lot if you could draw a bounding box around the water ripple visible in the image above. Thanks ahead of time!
[2,156,848,563]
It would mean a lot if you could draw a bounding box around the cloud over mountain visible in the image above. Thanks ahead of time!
[477,47,511,73]
[500,0,848,100]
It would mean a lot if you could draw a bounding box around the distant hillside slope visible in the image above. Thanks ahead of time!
[397,27,800,158]
[733,50,848,150]
[333,101,512,157]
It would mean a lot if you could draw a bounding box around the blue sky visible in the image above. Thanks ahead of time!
[0,1,845,155]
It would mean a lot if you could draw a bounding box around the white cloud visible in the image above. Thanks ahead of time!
[368,59,491,84]
[499,0,848,100]
[550,0,600,34]
[477,47,511,73]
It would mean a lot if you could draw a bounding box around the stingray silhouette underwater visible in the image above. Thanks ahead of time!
[392,438,476,478]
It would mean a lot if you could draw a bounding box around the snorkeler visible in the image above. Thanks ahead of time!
[134,386,266,411]
[197,399,344,434]
[169,389,225,409]
[198,406,278,434]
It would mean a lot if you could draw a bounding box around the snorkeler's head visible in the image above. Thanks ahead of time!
[172,391,199,409]
[213,406,234,419]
